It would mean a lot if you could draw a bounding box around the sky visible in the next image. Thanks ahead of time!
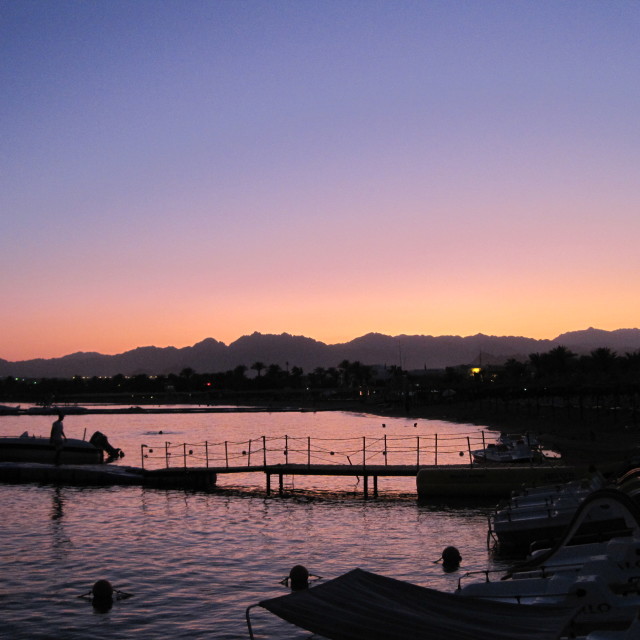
[2,0,639,361]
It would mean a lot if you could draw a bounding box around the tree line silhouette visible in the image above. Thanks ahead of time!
[1,347,639,409]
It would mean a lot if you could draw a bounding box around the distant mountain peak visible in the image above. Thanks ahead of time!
[1,328,638,377]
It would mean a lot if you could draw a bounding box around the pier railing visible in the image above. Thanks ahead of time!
[139,431,491,470]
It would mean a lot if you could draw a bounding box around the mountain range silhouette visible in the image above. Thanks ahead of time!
[2,328,639,378]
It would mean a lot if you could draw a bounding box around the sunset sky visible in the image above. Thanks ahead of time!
[2,1,639,361]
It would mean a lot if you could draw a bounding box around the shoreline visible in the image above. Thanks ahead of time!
[4,396,639,465]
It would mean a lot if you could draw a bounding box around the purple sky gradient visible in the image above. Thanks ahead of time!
[2,1,639,360]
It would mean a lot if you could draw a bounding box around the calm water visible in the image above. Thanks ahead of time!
[0,409,510,639]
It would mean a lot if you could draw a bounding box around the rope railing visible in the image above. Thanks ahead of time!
[139,432,492,470]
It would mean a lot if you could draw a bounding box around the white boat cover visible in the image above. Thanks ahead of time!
[255,568,578,640]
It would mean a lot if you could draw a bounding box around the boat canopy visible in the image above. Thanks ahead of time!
[247,568,578,640]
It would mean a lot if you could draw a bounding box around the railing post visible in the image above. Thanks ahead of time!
[416,436,420,467]
[165,442,170,468]
[384,434,387,465]
[248,439,252,467]
[225,441,229,467]
[183,443,187,468]
[362,436,366,469]
[263,435,267,466]
[285,435,288,465]
[435,434,438,466]
[467,436,473,467]
[307,436,311,468]
[140,444,145,470]
[205,441,209,468]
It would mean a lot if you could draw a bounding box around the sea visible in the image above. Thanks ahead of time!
[0,406,514,639]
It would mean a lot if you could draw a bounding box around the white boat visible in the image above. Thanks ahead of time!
[458,490,640,632]
[489,470,640,550]
[246,567,579,640]
[459,571,640,631]
[498,432,541,447]
[504,470,607,510]
[0,431,123,465]
[473,433,541,464]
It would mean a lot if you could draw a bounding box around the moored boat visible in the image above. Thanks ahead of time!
[457,489,640,634]
[489,472,640,551]
[472,432,544,464]
[0,431,123,465]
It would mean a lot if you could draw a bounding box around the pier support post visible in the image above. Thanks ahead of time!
[266,473,271,496]
[373,475,378,498]
[363,475,368,500]
[279,473,283,496]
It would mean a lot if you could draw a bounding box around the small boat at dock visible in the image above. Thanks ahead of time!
[0,431,123,465]
[489,469,640,551]
[472,432,543,464]
[457,489,640,634]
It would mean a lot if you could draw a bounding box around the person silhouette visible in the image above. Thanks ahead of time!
[49,414,67,465]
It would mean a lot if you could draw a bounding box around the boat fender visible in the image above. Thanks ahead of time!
[92,579,113,601]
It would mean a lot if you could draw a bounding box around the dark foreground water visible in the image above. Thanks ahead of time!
[0,409,510,639]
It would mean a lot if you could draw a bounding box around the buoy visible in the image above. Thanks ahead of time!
[289,565,309,591]
[92,579,113,601]
[441,546,462,571]
[91,579,114,611]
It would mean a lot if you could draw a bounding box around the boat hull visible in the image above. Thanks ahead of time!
[0,437,104,465]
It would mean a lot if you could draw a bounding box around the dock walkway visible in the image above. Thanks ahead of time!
[0,460,585,499]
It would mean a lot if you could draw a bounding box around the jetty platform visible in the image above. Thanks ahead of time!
[0,460,587,499]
